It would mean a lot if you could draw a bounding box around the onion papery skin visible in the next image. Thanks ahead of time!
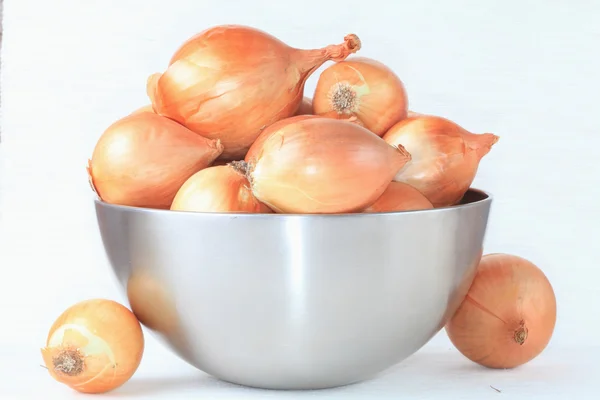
[445,253,557,369]
[171,164,273,213]
[382,115,499,207]
[245,116,412,214]
[147,25,361,160]
[88,112,223,209]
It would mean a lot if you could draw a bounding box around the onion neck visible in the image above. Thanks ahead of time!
[463,132,500,158]
[292,34,361,78]
[463,131,499,147]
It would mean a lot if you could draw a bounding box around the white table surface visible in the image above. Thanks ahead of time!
[0,338,596,399]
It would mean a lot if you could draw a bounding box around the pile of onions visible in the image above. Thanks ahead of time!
[89,24,502,215]
[41,299,144,394]
[88,112,223,209]
[382,115,499,207]
[171,164,272,213]
[242,116,412,213]
[313,56,408,136]
[446,253,557,369]
[363,182,433,212]
[147,24,361,160]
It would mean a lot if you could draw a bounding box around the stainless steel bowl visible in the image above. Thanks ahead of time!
[95,188,492,390]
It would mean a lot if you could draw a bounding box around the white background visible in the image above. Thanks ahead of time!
[0,0,599,398]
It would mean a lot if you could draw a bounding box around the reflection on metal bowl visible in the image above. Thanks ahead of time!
[95,188,492,390]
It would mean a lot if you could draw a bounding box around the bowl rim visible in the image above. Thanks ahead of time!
[93,187,492,219]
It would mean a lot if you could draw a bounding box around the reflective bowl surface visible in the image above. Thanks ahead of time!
[95,189,492,389]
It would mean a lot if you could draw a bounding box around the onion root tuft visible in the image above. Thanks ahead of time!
[330,82,359,114]
[53,348,85,376]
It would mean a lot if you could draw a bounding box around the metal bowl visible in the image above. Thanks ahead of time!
[94,188,492,390]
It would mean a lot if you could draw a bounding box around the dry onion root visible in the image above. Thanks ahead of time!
[147,24,362,160]
[88,112,223,209]
[171,164,273,213]
[445,253,557,369]
[313,56,408,136]
[363,182,433,212]
[383,115,499,207]
[243,116,412,213]
[41,299,144,394]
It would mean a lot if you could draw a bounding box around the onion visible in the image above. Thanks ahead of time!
[88,112,223,209]
[245,115,363,165]
[41,299,144,394]
[446,253,557,369]
[295,96,314,116]
[243,116,412,213]
[313,56,408,136]
[382,115,499,207]
[171,164,273,213]
[244,115,320,162]
[147,25,361,160]
[363,181,433,212]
